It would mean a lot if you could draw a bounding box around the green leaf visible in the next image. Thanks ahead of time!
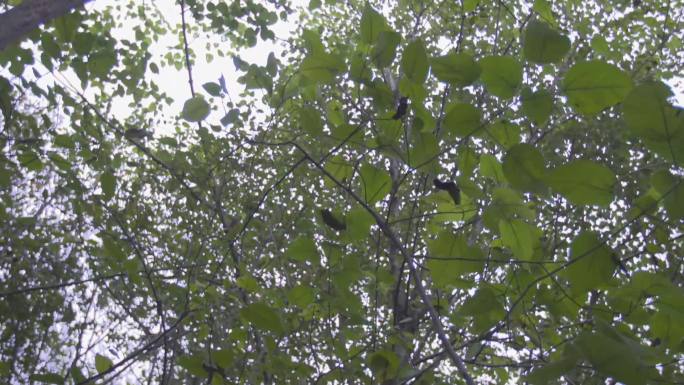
[213,349,234,368]
[359,163,391,204]
[401,39,429,83]
[499,219,535,261]
[240,303,285,335]
[431,52,481,87]
[287,285,316,307]
[575,323,660,385]
[178,354,207,377]
[502,143,547,193]
[427,231,484,286]
[463,0,480,12]
[182,96,210,122]
[484,187,535,228]
[302,29,325,54]
[95,354,113,374]
[622,82,684,165]
[325,156,353,187]
[202,82,222,96]
[220,108,240,127]
[458,146,478,178]
[371,31,401,68]
[478,56,522,99]
[526,354,579,385]
[100,169,116,201]
[523,20,570,64]
[360,5,388,45]
[29,373,64,385]
[236,275,260,292]
[308,0,321,10]
[19,151,43,171]
[459,286,505,333]
[546,160,615,206]
[532,0,556,25]
[408,132,440,170]
[345,207,375,242]
[651,170,684,221]
[369,350,399,379]
[301,52,345,84]
[562,232,615,295]
[326,100,345,126]
[521,88,553,125]
[300,105,323,136]
[88,49,117,79]
[485,120,521,149]
[479,154,506,183]
[267,52,278,76]
[285,236,319,262]
[443,103,481,137]
[563,61,632,116]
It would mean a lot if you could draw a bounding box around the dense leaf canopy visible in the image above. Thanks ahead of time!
[1,0,683,384]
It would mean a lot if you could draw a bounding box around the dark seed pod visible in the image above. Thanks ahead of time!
[433,178,460,205]
[392,97,409,120]
[320,209,346,231]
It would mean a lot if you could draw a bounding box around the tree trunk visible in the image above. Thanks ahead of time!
[0,0,90,51]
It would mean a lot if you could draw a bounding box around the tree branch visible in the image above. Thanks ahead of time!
[0,0,91,51]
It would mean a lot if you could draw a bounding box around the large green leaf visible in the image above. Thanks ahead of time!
[563,61,632,116]
[408,132,440,170]
[95,354,113,374]
[499,219,535,261]
[521,88,553,125]
[479,154,506,184]
[360,5,388,44]
[100,169,116,201]
[622,82,684,165]
[427,231,484,286]
[562,232,615,295]
[359,163,391,204]
[285,236,319,262]
[502,143,547,193]
[443,103,481,137]
[651,170,684,221]
[525,354,578,385]
[546,160,615,206]
[401,39,429,83]
[431,52,481,87]
[485,120,521,149]
[344,207,375,242]
[458,287,505,333]
[177,354,207,377]
[287,285,316,308]
[371,31,401,68]
[301,52,345,84]
[478,56,522,99]
[300,105,323,136]
[575,323,661,385]
[240,303,285,335]
[182,96,210,122]
[523,20,570,64]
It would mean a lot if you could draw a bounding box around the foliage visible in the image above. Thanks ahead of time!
[1,0,683,384]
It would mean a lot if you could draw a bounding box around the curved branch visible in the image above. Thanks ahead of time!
[0,0,91,51]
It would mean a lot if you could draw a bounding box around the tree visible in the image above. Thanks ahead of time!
[0,0,683,384]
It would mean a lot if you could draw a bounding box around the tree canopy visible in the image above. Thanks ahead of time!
[1,0,683,384]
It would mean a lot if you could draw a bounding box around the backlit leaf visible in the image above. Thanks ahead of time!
[523,20,570,64]
[546,160,615,206]
[563,61,632,116]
